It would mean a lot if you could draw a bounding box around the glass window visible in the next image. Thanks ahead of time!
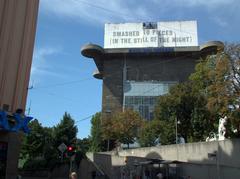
[124,81,177,120]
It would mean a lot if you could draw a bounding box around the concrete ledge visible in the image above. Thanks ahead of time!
[81,44,104,58]
[93,69,103,79]
[200,41,224,53]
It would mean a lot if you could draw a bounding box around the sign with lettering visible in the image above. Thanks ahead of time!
[104,21,198,48]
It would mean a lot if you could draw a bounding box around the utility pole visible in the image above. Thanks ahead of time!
[175,117,180,144]
[176,117,178,144]
[122,55,127,112]
[217,142,220,179]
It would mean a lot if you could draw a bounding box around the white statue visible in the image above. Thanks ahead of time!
[206,132,217,142]
[218,116,227,141]
[206,116,228,142]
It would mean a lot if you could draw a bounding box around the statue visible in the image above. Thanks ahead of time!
[218,115,227,141]
[206,115,228,142]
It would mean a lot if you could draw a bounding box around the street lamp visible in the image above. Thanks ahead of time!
[175,118,180,144]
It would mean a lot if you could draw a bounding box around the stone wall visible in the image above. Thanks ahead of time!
[90,139,240,179]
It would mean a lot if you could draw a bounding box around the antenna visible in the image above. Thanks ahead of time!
[27,99,31,115]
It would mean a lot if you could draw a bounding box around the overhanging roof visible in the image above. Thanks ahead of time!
[81,41,224,79]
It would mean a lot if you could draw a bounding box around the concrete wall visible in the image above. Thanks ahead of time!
[91,139,240,179]
[19,159,107,179]
[101,53,198,116]
[102,57,124,115]
[93,153,125,179]
[118,139,240,167]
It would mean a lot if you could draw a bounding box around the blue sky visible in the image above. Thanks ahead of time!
[27,0,240,139]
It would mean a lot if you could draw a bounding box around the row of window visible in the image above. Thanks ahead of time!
[125,96,158,105]
[124,96,158,120]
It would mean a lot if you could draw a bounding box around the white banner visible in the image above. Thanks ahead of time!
[104,21,198,48]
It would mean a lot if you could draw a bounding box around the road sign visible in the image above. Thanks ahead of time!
[58,143,67,153]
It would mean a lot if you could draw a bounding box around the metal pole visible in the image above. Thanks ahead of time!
[217,142,220,179]
[69,157,73,174]
[107,139,110,151]
[61,152,64,163]
[176,117,178,144]
[123,55,127,112]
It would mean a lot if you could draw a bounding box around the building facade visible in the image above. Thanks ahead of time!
[82,40,223,119]
[0,0,39,178]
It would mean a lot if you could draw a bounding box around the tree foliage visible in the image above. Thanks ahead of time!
[102,110,143,148]
[190,45,240,136]
[225,43,240,135]
[53,112,78,148]
[20,112,79,169]
[154,82,213,144]
[76,138,91,154]
[20,119,52,160]
[190,53,231,115]
[139,119,162,147]
[154,43,240,144]
[20,119,58,169]
[89,112,104,152]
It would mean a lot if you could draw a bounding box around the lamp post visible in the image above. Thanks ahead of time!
[175,118,180,144]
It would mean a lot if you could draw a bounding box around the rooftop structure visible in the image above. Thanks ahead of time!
[81,21,223,119]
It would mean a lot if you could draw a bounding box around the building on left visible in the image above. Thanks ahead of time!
[0,0,39,178]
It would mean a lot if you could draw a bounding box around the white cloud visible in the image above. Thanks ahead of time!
[179,0,234,8]
[31,47,63,77]
[40,0,239,26]
[210,16,228,27]
[152,0,235,8]
[40,0,153,24]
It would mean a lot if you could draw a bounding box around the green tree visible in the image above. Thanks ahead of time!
[190,45,240,136]
[154,82,213,144]
[102,110,143,149]
[20,119,56,169]
[225,43,240,97]
[154,43,240,144]
[89,112,104,152]
[53,112,78,149]
[158,119,176,145]
[190,49,235,115]
[20,112,79,169]
[101,114,116,151]
[76,138,91,153]
[224,43,240,136]
[139,119,162,147]
[20,119,47,160]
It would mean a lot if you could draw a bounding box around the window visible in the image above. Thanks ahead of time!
[124,81,177,120]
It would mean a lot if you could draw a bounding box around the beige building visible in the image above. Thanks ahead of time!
[0,0,39,178]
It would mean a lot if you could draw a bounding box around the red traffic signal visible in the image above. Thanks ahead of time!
[67,146,75,157]
[67,146,73,151]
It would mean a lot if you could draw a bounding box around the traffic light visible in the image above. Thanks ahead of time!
[67,146,73,151]
[67,146,75,157]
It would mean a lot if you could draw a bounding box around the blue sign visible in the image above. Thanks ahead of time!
[129,47,174,53]
[0,110,33,134]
